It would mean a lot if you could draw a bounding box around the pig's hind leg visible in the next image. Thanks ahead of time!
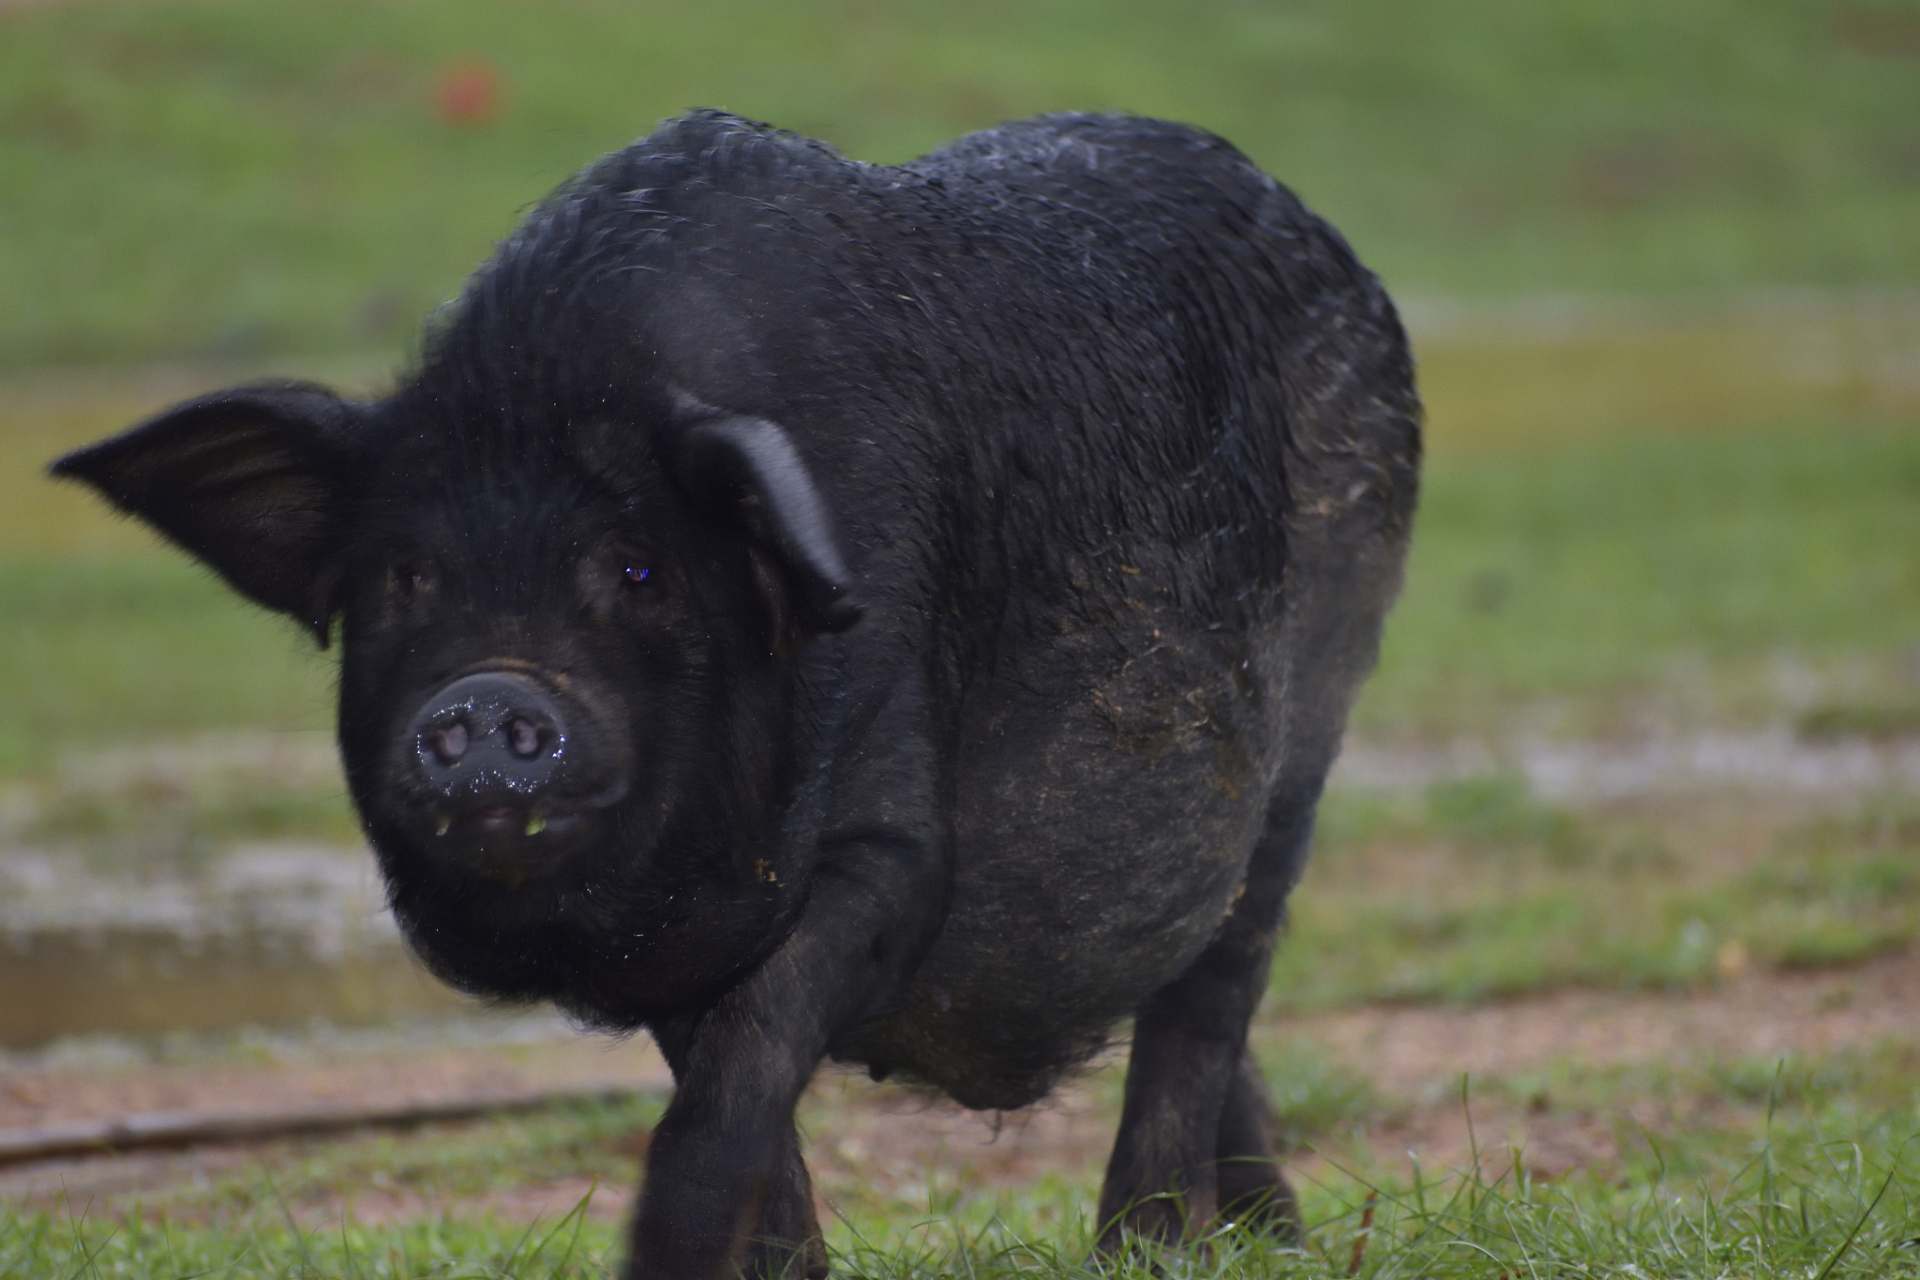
[1093,786,1316,1252]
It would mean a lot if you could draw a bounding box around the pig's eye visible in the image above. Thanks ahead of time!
[617,560,666,603]
[587,545,664,613]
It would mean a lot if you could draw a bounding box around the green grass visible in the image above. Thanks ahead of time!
[1275,788,1920,1008]
[0,558,336,781]
[0,1095,663,1277]
[200,1095,666,1216]
[2,0,1918,366]
[0,1215,612,1280]
[1800,699,1920,741]
[824,1131,1920,1280]
[1353,420,1920,739]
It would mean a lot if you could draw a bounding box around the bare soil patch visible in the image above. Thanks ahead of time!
[0,1037,670,1134]
[1289,945,1920,1096]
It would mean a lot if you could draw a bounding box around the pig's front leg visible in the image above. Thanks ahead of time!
[627,720,947,1279]
[629,854,944,1279]
[639,1018,829,1280]
[627,1029,827,1280]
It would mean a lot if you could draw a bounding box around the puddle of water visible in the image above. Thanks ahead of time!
[0,843,474,1049]
[0,928,468,1048]
[0,737,489,1050]
[1403,290,1920,455]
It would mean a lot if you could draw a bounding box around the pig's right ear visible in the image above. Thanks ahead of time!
[49,383,364,647]
[670,413,865,638]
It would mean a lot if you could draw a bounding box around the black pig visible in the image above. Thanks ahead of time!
[54,111,1419,1278]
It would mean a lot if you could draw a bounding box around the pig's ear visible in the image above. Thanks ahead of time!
[49,383,364,647]
[671,415,864,636]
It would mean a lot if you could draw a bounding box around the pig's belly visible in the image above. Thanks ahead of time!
[837,623,1283,1111]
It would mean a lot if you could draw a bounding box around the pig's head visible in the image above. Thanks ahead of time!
[51,368,863,1019]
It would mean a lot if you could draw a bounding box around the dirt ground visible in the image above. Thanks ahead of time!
[1293,947,1920,1093]
[4,948,1916,1231]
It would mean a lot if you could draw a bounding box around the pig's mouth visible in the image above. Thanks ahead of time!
[407,800,609,888]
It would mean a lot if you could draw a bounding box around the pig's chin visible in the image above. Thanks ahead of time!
[401,800,608,888]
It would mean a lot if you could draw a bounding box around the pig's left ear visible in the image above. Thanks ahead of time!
[49,382,365,647]
[670,414,865,637]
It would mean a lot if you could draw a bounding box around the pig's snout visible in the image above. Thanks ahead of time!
[410,672,569,798]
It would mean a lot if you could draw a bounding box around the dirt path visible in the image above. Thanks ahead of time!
[1292,946,1920,1095]
[0,1034,670,1134]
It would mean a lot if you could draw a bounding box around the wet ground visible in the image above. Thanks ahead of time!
[0,836,471,1046]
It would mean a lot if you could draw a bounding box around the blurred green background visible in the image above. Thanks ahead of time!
[2,0,1917,365]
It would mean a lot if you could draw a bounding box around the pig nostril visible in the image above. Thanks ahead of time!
[508,718,543,759]
[431,722,470,765]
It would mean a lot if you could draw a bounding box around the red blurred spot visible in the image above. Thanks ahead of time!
[435,60,504,128]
